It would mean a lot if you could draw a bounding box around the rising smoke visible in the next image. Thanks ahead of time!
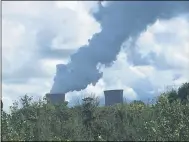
[50,1,189,94]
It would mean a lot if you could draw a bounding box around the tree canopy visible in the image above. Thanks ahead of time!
[1,82,189,141]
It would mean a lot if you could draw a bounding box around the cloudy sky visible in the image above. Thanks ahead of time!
[2,1,189,112]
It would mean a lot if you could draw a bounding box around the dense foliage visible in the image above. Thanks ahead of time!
[1,83,189,141]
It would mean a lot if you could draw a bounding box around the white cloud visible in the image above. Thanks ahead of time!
[51,1,101,50]
[2,19,38,75]
[2,1,189,112]
[66,15,189,103]
[137,16,189,70]
[39,59,70,77]
[2,78,52,112]
[2,1,100,112]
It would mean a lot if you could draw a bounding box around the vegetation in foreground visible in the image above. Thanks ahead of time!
[1,83,189,141]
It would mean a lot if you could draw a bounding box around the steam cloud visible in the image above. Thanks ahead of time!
[50,1,189,94]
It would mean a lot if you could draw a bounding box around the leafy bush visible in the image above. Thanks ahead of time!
[1,83,189,141]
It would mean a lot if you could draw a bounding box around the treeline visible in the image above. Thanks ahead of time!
[1,83,189,141]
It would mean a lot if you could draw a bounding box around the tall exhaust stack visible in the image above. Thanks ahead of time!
[104,89,123,106]
[46,93,65,104]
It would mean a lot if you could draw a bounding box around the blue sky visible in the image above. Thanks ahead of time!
[2,1,189,112]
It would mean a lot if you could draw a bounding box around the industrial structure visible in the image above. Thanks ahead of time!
[46,93,65,104]
[45,89,123,106]
[104,89,123,106]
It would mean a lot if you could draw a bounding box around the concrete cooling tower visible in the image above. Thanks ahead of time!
[104,89,123,106]
[46,93,65,104]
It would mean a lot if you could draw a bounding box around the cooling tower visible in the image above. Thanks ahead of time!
[46,93,65,104]
[104,89,123,106]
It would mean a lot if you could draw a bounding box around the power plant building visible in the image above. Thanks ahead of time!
[46,93,65,104]
[104,89,123,106]
[45,89,123,106]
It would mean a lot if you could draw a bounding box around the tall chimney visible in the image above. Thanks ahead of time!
[46,93,65,104]
[104,89,123,106]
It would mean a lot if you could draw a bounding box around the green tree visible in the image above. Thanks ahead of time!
[167,89,178,103]
[178,83,189,103]
[2,82,189,141]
